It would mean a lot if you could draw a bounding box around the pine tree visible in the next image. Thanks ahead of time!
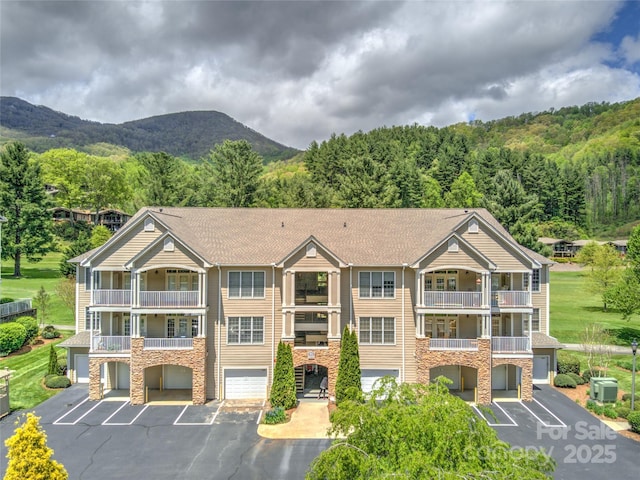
[4,412,68,480]
[47,344,59,376]
[269,342,297,409]
[335,327,362,405]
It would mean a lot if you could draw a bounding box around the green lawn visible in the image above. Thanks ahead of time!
[0,331,73,410]
[550,270,640,346]
[1,251,74,326]
[558,350,637,395]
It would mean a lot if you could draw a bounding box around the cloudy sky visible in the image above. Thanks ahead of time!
[1,0,640,149]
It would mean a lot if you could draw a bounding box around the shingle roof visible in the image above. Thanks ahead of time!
[58,331,90,348]
[532,332,564,349]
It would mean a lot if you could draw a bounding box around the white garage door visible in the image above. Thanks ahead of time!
[116,362,130,390]
[225,369,268,399]
[164,365,193,389]
[431,366,460,389]
[533,355,550,384]
[75,354,89,383]
[361,369,400,393]
[492,365,507,390]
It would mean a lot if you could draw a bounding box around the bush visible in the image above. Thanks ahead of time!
[554,373,577,388]
[44,374,57,383]
[44,375,71,389]
[263,406,287,425]
[628,411,640,434]
[269,342,297,410]
[614,359,634,371]
[15,316,39,343]
[557,355,580,375]
[593,404,605,415]
[335,327,362,405]
[616,406,631,419]
[603,407,618,419]
[0,297,15,304]
[57,357,67,376]
[621,393,640,402]
[41,325,60,339]
[567,372,585,385]
[0,322,27,356]
[586,399,596,411]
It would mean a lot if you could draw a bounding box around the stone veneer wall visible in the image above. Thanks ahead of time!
[129,337,207,405]
[493,357,533,401]
[287,339,341,398]
[89,357,130,401]
[415,337,492,405]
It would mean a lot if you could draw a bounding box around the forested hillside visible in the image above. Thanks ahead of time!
[0,97,299,162]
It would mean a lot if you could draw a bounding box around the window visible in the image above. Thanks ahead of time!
[359,272,395,298]
[468,218,479,233]
[531,269,540,292]
[123,316,131,336]
[227,317,264,344]
[228,271,265,298]
[163,237,174,251]
[532,309,540,332]
[359,317,395,344]
[144,217,154,231]
[84,307,101,331]
[84,268,91,290]
[306,243,317,257]
[448,237,459,252]
[191,318,199,337]
[167,270,198,291]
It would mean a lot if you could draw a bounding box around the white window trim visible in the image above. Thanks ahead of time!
[531,309,540,333]
[226,316,265,345]
[358,271,396,299]
[163,237,175,252]
[468,219,479,233]
[227,271,266,299]
[448,237,459,252]
[144,217,155,232]
[531,269,541,293]
[358,317,396,345]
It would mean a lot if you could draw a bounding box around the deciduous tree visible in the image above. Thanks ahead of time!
[444,171,483,208]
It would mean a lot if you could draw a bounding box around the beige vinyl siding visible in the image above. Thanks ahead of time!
[532,266,549,334]
[283,244,341,270]
[91,222,164,269]
[77,267,91,332]
[418,242,489,271]
[460,228,530,271]
[133,242,203,271]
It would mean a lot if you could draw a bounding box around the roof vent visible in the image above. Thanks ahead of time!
[344,222,347,228]
[281,221,285,228]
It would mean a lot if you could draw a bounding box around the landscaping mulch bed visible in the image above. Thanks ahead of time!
[0,334,65,361]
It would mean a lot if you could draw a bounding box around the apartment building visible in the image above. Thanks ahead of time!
[61,207,560,405]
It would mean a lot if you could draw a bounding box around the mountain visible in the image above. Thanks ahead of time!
[0,96,299,162]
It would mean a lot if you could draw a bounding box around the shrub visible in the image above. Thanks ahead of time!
[621,393,640,402]
[44,374,57,383]
[567,372,585,385]
[586,399,596,411]
[614,359,634,371]
[15,316,38,343]
[0,297,15,304]
[335,327,362,404]
[603,407,618,419]
[0,322,27,356]
[263,406,287,425]
[57,357,67,376]
[616,406,631,419]
[269,342,297,410]
[47,345,59,376]
[593,404,605,415]
[557,355,580,375]
[554,373,577,388]
[44,375,71,389]
[628,411,640,434]
[41,325,60,339]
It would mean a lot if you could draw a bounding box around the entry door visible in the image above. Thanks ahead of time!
[533,355,550,384]
[75,354,89,383]
[491,365,507,390]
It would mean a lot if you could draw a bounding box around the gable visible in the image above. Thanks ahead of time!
[130,238,206,271]
[458,224,532,271]
[418,237,493,271]
[282,240,341,270]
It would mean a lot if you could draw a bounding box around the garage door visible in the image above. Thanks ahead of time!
[164,365,193,389]
[117,362,130,390]
[361,369,399,393]
[533,355,550,384]
[75,354,89,383]
[225,369,268,399]
[491,365,507,390]
[430,366,460,389]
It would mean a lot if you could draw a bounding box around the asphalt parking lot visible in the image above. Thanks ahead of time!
[0,385,330,480]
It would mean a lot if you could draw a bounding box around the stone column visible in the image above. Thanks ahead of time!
[89,359,102,400]
[130,337,145,405]
[476,338,491,405]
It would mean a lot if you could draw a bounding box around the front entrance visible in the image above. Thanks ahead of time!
[296,364,328,399]
[75,354,89,383]
[533,355,550,384]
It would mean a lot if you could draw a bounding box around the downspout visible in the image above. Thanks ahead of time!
[349,264,353,331]
[217,264,222,400]
[271,264,276,382]
[402,264,406,383]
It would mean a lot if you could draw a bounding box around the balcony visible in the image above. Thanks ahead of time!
[93,289,131,306]
[429,338,478,350]
[91,335,131,353]
[139,291,199,308]
[143,337,193,349]
[424,291,482,309]
[491,336,530,353]
[491,291,531,308]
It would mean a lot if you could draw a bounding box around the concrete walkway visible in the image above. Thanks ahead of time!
[258,400,332,439]
[563,343,636,355]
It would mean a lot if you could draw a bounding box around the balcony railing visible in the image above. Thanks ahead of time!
[491,336,530,353]
[0,299,32,318]
[93,289,132,306]
[139,291,199,308]
[429,338,478,350]
[143,337,193,349]
[92,335,131,352]
[491,291,531,308]
[424,291,482,309]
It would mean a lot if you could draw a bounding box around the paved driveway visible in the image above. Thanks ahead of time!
[0,385,330,480]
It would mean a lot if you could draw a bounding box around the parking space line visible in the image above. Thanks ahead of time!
[518,400,565,428]
[101,401,128,425]
[256,399,266,424]
[101,402,149,426]
[53,397,89,425]
[491,402,517,426]
[174,401,224,426]
[532,398,566,428]
[54,399,104,425]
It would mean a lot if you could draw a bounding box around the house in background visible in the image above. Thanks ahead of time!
[51,207,132,232]
[537,237,573,257]
[61,208,559,406]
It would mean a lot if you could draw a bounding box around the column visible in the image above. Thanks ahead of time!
[481,314,490,338]
[527,312,533,350]
[336,271,341,306]
[328,271,332,306]
[282,270,287,307]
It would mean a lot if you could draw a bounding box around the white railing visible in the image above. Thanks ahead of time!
[93,289,132,306]
[492,336,530,352]
[0,299,32,318]
[424,291,482,309]
[143,338,193,349]
[91,335,131,352]
[429,338,478,350]
[491,291,531,308]
[139,291,199,308]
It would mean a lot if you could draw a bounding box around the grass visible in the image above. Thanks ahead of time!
[1,251,74,326]
[0,331,73,411]
[558,350,637,395]
[550,270,640,346]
